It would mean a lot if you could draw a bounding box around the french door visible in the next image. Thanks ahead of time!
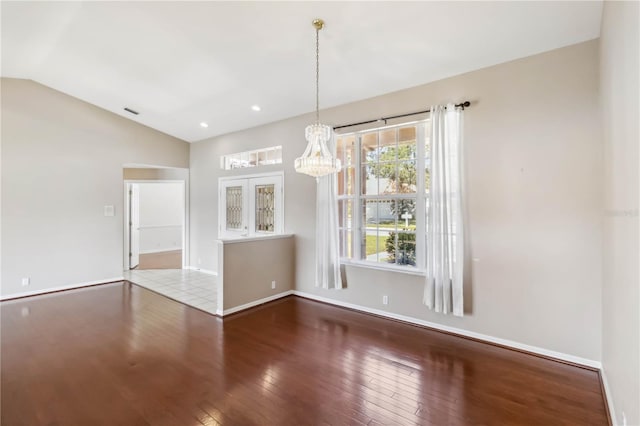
[219,173,283,239]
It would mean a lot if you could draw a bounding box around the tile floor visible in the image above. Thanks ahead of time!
[124,269,218,314]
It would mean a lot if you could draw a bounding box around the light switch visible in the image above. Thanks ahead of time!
[104,205,115,217]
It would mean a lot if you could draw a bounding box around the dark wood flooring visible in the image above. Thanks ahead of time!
[1,282,608,425]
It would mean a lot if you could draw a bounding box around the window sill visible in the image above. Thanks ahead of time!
[219,233,293,244]
[340,259,426,276]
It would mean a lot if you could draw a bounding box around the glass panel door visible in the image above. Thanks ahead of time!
[255,184,275,232]
[249,175,282,235]
[226,186,244,230]
[219,179,248,238]
[219,173,283,239]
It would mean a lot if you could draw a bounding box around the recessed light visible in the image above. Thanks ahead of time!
[251,105,261,112]
[200,122,209,128]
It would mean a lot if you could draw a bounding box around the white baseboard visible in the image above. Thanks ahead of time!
[139,247,182,254]
[292,290,602,370]
[0,277,125,301]
[222,290,294,316]
[185,266,218,276]
[600,368,617,425]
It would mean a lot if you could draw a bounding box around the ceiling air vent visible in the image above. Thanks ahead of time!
[124,107,139,115]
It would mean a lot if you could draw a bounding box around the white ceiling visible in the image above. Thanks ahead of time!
[2,1,602,142]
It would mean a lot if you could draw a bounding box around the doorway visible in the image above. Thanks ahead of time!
[124,181,186,270]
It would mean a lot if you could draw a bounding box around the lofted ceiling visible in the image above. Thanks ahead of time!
[1,1,602,142]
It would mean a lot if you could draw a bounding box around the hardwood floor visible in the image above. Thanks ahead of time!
[137,249,182,269]
[1,282,608,425]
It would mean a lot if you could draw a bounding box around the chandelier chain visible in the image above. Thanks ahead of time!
[315,25,320,123]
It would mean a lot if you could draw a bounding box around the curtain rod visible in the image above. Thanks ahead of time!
[333,101,471,131]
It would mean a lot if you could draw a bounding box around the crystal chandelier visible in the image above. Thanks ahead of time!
[294,19,341,178]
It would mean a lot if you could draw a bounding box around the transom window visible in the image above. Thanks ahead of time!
[336,120,429,270]
[220,146,282,170]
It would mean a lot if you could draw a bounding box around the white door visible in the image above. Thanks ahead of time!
[129,183,140,269]
[219,179,249,239]
[219,173,283,239]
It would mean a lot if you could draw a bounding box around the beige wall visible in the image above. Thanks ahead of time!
[1,78,189,297]
[191,40,603,361]
[600,2,640,424]
[123,167,188,181]
[221,236,295,311]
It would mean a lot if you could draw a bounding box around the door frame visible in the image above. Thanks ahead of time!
[123,180,188,270]
[128,183,141,269]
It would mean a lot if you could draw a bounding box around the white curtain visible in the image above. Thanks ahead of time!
[424,104,464,316]
[316,136,343,289]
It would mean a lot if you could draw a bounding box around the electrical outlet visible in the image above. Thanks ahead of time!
[197,258,202,265]
[271,280,276,289]
[21,277,30,287]
[382,295,389,305]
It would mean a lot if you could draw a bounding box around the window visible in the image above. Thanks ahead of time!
[336,121,429,270]
[219,173,283,239]
[221,146,282,170]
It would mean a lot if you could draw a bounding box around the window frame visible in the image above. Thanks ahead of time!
[337,120,428,273]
